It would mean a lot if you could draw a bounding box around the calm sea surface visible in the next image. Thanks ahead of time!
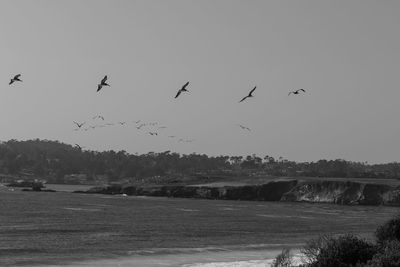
[0,184,398,266]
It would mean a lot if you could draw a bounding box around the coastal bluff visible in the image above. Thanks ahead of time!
[75,180,400,206]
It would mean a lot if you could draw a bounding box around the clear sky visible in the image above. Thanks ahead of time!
[0,0,399,163]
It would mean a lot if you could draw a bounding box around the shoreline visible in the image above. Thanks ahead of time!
[74,179,400,207]
[51,247,303,267]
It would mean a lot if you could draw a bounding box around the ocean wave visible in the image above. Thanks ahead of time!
[126,243,303,256]
[182,253,305,267]
[63,207,101,212]
[177,208,200,212]
[256,214,315,219]
[219,207,238,211]
[182,259,272,267]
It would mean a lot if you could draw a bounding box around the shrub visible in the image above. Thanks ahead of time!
[272,248,293,267]
[363,240,400,267]
[375,215,400,244]
[304,234,376,267]
[301,234,332,265]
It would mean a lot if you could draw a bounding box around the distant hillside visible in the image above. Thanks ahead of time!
[0,139,399,184]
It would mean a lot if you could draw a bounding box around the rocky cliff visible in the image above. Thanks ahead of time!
[76,180,400,206]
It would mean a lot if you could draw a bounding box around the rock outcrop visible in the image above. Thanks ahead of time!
[281,181,400,206]
[75,180,400,206]
[7,180,45,188]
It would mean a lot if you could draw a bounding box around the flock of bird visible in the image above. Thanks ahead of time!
[73,117,194,143]
[8,73,306,150]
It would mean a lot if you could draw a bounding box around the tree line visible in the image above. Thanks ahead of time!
[0,139,398,183]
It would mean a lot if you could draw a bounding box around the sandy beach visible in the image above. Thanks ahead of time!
[53,249,303,267]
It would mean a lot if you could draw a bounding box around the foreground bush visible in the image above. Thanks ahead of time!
[301,235,332,265]
[375,215,400,244]
[363,240,400,267]
[304,234,376,267]
[272,248,293,267]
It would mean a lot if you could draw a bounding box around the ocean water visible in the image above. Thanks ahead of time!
[0,184,398,266]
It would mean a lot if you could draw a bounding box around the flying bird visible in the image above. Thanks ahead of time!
[239,86,257,102]
[148,132,158,136]
[9,74,22,85]
[288,89,306,96]
[93,115,104,120]
[73,121,86,128]
[97,75,110,92]
[238,124,251,131]
[175,81,189,98]
[136,123,145,129]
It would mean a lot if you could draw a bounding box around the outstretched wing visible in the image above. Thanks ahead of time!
[239,96,247,103]
[182,81,189,90]
[101,75,108,84]
[175,89,182,98]
[97,84,102,92]
[288,91,293,96]
[9,79,14,85]
[299,89,305,92]
[248,86,256,96]
[14,74,21,80]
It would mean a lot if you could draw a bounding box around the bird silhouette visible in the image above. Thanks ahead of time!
[238,124,251,131]
[73,121,86,128]
[93,115,105,120]
[136,123,146,130]
[175,81,189,98]
[288,89,306,96]
[9,74,22,85]
[97,75,110,92]
[239,86,257,102]
[148,132,158,136]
